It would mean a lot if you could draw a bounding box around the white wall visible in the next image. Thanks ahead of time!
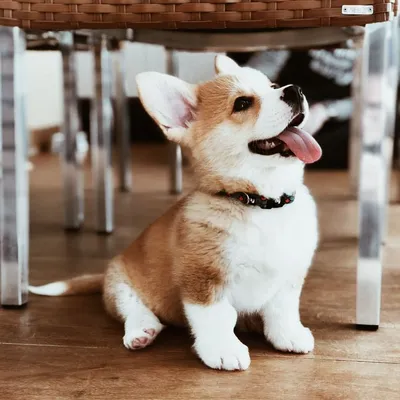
[26,51,63,130]
[26,43,217,130]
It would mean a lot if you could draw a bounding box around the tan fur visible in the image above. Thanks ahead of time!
[69,274,103,294]
[195,75,261,140]
[102,194,240,326]
[184,76,262,195]
[59,274,104,295]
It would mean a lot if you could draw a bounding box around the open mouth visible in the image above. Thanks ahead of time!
[248,113,322,164]
[249,113,305,158]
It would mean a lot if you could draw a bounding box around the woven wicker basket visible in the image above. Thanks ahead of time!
[0,0,397,30]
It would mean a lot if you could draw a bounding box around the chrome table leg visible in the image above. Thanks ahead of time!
[349,42,363,195]
[166,49,183,195]
[114,41,132,192]
[0,27,29,307]
[90,34,114,234]
[356,20,399,329]
[382,18,399,211]
[59,32,84,231]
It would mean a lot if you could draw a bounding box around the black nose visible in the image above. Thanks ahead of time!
[281,85,304,106]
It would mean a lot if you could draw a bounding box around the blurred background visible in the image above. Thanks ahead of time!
[27,44,217,150]
[28,43,400,170]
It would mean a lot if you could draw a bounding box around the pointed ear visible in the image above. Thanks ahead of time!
[215,55,240,75]
[136,72,197,143]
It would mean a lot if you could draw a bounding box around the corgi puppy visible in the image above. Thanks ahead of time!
[30,55,322,371]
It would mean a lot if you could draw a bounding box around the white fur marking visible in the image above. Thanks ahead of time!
[113,283,164,351]
[267,325,314,353]
[263,277,315,353]
[29,282,68,296]
[184,299,250,371]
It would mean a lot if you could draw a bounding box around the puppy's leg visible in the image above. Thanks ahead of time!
[104,263,164,350]
[118,283,165,350]
[184,298,250,371]
[262,278,314,354]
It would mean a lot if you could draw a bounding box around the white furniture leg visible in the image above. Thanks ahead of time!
[114,41,132,192]
[90,34,114,234]
[356,19,399,329]
[59,31,85,231]
[0,27,29,307]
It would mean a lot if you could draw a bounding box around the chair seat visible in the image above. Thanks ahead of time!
[23,25,364,54]
[132,26,365,52]
[0,0,397,31]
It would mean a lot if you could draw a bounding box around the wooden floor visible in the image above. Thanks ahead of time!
[1,145,400,400]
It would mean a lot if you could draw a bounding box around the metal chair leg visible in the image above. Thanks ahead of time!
[90,34,114,234]
[0,27,29,307]
[356,20,399,329]
[166,49,183,195]
[349,42,363,195]
[59,32,84,231]
[383,18,399,208]
[114,41,132,192]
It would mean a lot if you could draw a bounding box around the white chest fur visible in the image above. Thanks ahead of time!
[223,186,318,313]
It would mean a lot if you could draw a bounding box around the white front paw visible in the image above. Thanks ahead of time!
[194,336,251,371]
[267,325,314,354]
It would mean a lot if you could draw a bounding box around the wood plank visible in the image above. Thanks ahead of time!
[0,344,398,400]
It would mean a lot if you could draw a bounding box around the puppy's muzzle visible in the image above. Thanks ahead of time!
[281,85,304,113]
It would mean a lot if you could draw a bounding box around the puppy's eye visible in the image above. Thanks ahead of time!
[233,96,254,113]
[271,83,280,89]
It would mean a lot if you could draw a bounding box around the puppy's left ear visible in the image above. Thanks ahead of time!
[136,72,197,144]
[215,55,240,75]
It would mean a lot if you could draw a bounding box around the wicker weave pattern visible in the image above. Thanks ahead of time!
[0,0,397,30]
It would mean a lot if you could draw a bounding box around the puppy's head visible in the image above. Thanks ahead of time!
[137,55,321,190]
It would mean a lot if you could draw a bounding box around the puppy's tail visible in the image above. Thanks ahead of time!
[29,274,104,296]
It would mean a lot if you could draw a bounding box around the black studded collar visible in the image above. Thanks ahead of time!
[217,190,295,210]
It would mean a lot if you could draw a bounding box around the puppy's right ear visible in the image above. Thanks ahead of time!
[136,72,197,144]
[215,55,240,75]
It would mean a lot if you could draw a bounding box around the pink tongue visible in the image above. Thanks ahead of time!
[278,126,322,164]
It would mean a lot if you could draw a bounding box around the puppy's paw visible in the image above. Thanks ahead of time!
[123,326,162,350]
[194,336,251,371]
[267,325,314,354]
